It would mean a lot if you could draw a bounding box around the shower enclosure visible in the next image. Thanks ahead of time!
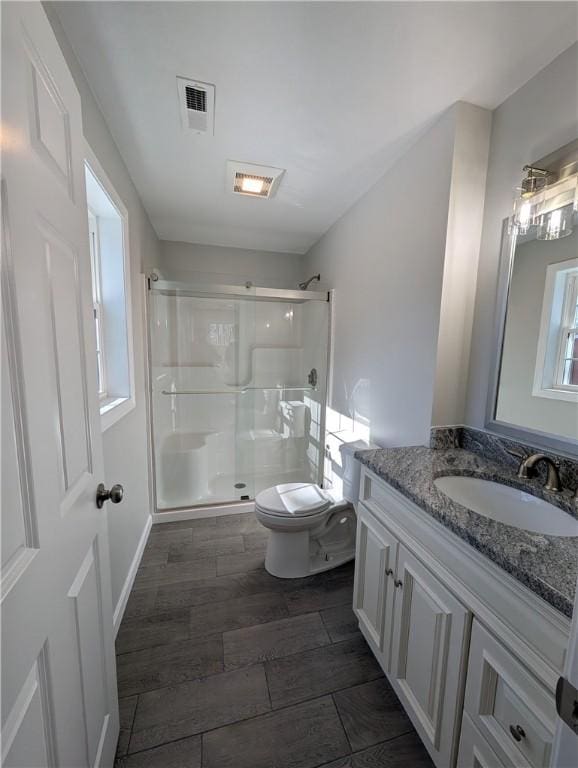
[147,280,330,512]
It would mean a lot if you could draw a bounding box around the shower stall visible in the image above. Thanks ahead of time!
[147,280,331,512]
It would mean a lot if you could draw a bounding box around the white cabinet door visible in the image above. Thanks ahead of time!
[353,504,398,668]
[458,713,505,768]
[1,3,119,767]
[390,544,471,768]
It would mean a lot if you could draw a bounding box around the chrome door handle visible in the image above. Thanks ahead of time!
[96,483,124,508]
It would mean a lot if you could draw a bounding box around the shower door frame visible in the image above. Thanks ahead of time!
[145,277,332,521]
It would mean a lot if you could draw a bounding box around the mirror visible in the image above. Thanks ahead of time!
[490,148,578,453]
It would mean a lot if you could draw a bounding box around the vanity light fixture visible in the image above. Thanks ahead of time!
[511,163,578,239]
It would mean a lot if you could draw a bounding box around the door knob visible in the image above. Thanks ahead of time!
[96,483,124,508]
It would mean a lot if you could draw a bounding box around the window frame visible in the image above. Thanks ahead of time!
[84,143,135,432]
[533,258,578,404]
[87,207,108,400]
[553,272,578,392]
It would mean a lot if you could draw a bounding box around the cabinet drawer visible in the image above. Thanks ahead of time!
[464,621,556,768]
[458,712,505,768]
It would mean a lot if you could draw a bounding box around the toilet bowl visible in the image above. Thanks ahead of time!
[255,440,370,578]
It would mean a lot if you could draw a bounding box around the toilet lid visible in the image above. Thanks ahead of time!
[255,483,332,517]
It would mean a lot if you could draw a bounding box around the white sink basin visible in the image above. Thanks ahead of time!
[434,476,578,537]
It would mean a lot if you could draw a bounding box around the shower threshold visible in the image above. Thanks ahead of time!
[154,468,310,521]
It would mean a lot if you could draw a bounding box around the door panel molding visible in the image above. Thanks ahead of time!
[22,24,73,199]
[1,179,38,598]
[68,540,111,768]
[39,215,93,497]
[1,643,58,768]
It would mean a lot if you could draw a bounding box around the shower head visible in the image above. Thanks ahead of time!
[299,274,321,290]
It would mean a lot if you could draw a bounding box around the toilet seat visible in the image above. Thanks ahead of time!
[255,483,332,518]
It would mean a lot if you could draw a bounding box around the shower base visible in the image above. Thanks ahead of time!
[156,466,311,512]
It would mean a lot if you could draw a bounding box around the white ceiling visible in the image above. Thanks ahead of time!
[53,2,578,254]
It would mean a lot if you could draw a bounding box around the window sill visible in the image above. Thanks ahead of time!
[100,396,135,432]
[532,386,578,404]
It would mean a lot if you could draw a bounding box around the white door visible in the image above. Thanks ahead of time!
[353,504,398,667]
[1,3,119,766]
[390,545,471,768]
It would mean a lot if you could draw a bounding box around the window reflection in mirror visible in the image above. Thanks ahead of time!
[496,225,578,442]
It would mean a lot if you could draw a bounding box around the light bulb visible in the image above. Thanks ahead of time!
[537,205,573,241]
[241,177,264,194]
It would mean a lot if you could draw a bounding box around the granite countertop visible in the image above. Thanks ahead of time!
[355,446,578,618]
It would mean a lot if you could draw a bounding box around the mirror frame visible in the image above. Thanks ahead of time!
[485,218,578,457]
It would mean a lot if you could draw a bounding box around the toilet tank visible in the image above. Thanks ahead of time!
[339,440,373,503]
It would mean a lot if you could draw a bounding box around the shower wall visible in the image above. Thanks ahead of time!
[149,288,329,510]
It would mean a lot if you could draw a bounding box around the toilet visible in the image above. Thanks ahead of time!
[255,441,369,578]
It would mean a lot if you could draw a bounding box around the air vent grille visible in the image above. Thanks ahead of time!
[177,77,215,134]
[185,86,207,113]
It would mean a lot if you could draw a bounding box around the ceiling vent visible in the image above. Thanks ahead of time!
[226,161,285,199]
[177,76,215,135]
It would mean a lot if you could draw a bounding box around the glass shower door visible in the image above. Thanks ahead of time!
[149,283,329,511]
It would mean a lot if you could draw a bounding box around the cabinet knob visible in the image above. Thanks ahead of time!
[394,579,403,588]
[385,568,394,577]
[509,724,526,742]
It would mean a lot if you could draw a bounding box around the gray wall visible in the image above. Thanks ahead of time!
[304,107,458,448]
[497,230,578,440]
[466,43,578,431]
[156,241,305,290]
[46,5,159,620]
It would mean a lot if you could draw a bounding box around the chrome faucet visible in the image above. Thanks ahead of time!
[516,453,562,493]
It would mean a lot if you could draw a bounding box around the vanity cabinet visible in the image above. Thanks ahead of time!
[353,466,570,768]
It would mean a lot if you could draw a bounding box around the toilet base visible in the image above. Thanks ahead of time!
[263,528,355,579]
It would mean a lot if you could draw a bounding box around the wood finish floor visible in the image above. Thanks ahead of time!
[115,512,434,768]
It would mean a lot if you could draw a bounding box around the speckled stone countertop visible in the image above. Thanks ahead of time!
[355,446,578,618]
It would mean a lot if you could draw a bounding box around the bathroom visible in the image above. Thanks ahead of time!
[1,2,577,767]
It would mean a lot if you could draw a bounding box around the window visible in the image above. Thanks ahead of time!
[84,153,134,430]
[555,273,578,389]
[533,259,578,402]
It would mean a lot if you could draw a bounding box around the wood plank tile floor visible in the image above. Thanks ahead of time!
[115,512,434,768]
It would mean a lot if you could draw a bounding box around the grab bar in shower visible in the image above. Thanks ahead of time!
[161,386,317,395]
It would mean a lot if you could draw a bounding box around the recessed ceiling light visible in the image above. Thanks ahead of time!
[227,161,285,199]
[241,177,265,195]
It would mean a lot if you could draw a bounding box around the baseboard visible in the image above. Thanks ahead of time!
[152,500,254,524]
[113,514,152,637]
